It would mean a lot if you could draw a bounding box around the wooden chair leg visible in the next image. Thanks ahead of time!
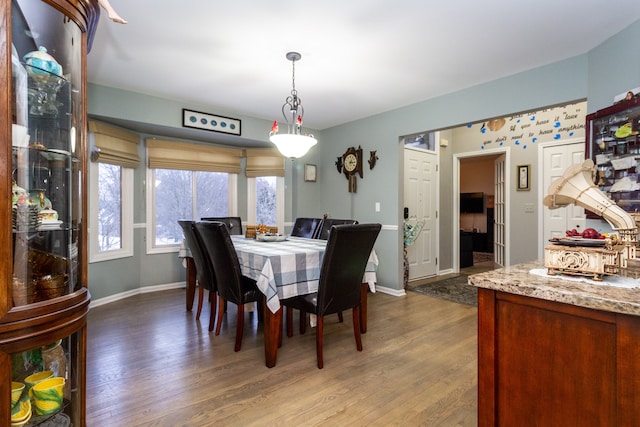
[300,311,307,334]
[215,295,225,335]
[286,307,293,337]
[185,257,196,311]
[337,311,344,322]
[352,306,362,351]
[235,303,244,352]
[208,291,216,332]
[316,316,324,369]
[195,286,205,320]
[360,283,368,334]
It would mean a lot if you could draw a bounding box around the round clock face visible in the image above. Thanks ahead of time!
[344,153,358,172]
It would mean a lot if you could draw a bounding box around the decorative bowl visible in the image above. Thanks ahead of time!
[24,370,54,391]
[11,382,24,408]
[31,377,65,415]
[12,277,37,306]
[10,398,31,425]
[23,46,63,79]
[38,208,58,222]
[37,273,69,299]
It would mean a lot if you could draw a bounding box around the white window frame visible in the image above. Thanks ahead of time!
[89,161,134,262]
[247,176,284,232]
[145,168,238,254]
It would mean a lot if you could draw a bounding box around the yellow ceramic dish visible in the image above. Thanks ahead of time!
[32,376,65,415]
[11,398,31,423]
[11,381,24,408]
[24,370,54,389]
[11,413,32,427]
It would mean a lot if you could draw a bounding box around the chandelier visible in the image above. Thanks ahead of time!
[269,52,317,158]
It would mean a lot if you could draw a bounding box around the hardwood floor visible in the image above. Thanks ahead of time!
[86,288,478,426]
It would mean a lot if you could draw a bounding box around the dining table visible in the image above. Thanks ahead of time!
[180,235,378,367]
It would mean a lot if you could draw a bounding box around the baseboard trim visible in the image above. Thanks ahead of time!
[375,285,406,297]
[90,282,185,308]
[91,281,407,308]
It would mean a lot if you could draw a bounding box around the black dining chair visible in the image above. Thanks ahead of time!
[178,220,218,332]
[282,223,381,368]
[194,221,263,352]
[316,218,358,240]
[290,217,323,239]
[200,216,243,235]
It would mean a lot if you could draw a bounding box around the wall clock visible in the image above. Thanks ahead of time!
[342,145,363,192]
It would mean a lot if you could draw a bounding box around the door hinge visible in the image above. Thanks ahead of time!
[435,257,438,265]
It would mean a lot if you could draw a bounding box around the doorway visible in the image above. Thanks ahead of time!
[453,148,509,272]
[404,147,438,280]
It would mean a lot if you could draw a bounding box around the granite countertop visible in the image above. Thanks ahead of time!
[468,261,640,316]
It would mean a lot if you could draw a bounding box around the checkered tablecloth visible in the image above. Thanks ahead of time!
[232,236,327,313]
[231,236,378,313]
[180,236,378,313]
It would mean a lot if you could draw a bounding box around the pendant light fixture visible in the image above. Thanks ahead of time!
[269,51,317,158]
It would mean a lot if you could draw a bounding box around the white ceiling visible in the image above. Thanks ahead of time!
[88,0,640,137]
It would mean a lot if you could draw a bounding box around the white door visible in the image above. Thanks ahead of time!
[404,147,438,279]
[541,142,585,256]
[494,155,506,267]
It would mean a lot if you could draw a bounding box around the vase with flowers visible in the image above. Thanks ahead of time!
[403,217,425,289]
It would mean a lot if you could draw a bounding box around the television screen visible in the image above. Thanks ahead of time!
[460,192,484,213]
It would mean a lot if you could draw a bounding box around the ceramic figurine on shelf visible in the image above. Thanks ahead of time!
[98,0,127,24]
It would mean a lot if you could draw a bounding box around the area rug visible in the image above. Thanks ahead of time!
[409,275,478,307]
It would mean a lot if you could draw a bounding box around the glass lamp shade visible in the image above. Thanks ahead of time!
[269,133,317,158]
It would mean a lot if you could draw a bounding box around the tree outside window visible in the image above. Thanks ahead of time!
[256,176,276,225]
[97,163,122,251]
[152,169,230,247]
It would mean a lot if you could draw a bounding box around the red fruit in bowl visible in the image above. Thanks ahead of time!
[581,228,600,239]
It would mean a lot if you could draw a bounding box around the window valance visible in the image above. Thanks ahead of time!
[244,148,285,177]
[89,121,141,168]
[146,138,243,174]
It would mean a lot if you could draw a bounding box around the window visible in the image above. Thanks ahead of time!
[247,176,284,232]
[89,162,134,262]
[404,132,437,151]
[147,168,237,252]
[88,122,139,262]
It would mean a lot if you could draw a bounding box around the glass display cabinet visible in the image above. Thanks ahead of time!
[586,97,640,215]
[1,0,99,425]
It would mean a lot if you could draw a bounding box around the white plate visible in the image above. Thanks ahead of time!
[38,220,63,230]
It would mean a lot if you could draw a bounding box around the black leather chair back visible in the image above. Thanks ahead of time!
[178,220,216,292]
[316,218,358,240]
[316,223,381,316]
[194,221,245,304]
[200,216,243,235]
[291,217,323,239]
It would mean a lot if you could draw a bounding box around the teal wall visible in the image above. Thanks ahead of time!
[87,19,640,300]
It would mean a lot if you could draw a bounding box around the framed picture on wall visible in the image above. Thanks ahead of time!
[304,164,317,182]
[517,164,530,191]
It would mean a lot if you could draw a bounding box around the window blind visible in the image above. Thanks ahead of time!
[89,121,141,168]
[146,138,242,174]
[244,148,285,177]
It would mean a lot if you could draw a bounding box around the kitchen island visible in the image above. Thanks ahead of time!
[469,262,640,426]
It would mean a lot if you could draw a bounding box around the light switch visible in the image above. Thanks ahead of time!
[524,203,534,213]
[375,202,380,212]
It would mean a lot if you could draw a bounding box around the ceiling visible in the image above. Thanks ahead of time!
[87,0,640,144]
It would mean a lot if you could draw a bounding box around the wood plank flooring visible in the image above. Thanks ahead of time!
[86,288,478,426]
